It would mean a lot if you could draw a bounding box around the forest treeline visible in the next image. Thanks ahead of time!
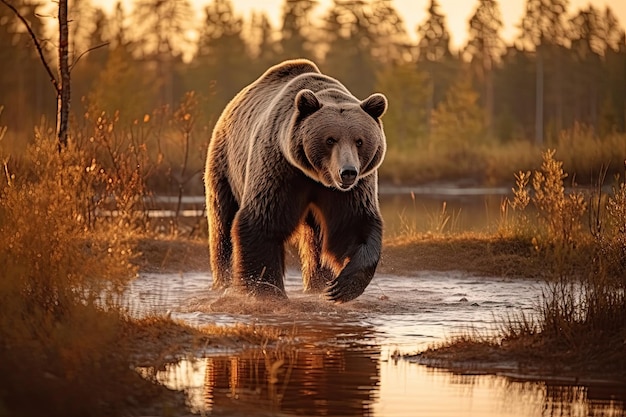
[1,0,625,169]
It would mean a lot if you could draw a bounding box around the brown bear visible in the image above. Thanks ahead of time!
[205,59,387,302]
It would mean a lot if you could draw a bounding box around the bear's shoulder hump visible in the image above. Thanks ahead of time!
[260,59,321,84]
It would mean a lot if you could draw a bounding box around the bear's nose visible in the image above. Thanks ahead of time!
[339,166,358,186]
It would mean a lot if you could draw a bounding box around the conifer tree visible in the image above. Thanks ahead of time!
[465,0,503,135]
[415,0,459,133]
[323,0,376,97]
[518,0,569,144]
[279,0,317,59]
[375,64,430,147]
[132,0,194,106]
[431,71,486,149]
[189,0,249,116]
[249,11,279,69]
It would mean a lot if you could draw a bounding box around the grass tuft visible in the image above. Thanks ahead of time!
[417,151,626,378]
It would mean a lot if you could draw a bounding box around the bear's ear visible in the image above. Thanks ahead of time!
[295,89,322,117]
[361,93,387,120]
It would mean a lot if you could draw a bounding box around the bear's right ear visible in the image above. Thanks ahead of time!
[295,89,322,118]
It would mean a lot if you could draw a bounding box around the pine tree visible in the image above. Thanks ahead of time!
[132,0,194,106]
[431,71,486,150]
[323,0,376,97]
[417,0,451,62]
[249,12,279,69]
[279,0,317,59]
[415,0,459,134]
[188,0,250,116]
[465,0,503,135]
[369,0,412,64]
[375,64,430,148]
[518,0,570,144]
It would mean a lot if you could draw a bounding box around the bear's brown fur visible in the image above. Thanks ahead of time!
[205,59,387,302]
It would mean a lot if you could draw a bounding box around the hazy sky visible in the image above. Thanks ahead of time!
[232,0,626,48]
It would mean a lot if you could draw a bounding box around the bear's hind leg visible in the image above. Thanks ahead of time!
[206,176,238,290]
[231,207,289,299]
[295,212,334,293]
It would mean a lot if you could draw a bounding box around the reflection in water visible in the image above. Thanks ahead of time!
[154,345,626,417]
[376,358,626,417]
[158,345,380,416]
[126,231,625,416]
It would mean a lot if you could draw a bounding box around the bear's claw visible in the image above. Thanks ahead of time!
[325,269,370,303]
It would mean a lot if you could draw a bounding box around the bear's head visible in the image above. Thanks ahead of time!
[288,88,387,191]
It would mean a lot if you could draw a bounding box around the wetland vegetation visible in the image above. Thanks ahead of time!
[2,121,625,415]
[2,0,626,414]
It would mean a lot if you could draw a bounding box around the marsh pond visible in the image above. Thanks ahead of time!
[129,189,626,416]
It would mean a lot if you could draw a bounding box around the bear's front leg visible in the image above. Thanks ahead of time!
[325,212,383,303]
[230,207,289,299]
[294,212,335,293]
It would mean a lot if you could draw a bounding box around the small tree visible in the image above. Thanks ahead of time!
[1,0,71,149]
[430,72,486,150]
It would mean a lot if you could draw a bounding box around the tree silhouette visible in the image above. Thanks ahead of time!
[417,0,451,62]
[249,11,279,69]
[1,0,71,148]
[323,0,377,97]
[188,0,249,115]
[133,0,194,106]
[465,0,503,134]
[416,0,458,134]
[518,0,570,145]
[280,0,317,59]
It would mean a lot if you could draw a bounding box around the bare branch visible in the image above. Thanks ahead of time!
[0,0,59,94]
[69,42,110,72]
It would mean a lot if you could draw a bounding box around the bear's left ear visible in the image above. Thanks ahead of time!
[295,89,322,118]
[361,93,387,120]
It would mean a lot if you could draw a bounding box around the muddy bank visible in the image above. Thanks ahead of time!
[134,234,543,279]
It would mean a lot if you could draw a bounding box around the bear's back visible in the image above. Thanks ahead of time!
[223,60,324,127]
[258,59,321,86]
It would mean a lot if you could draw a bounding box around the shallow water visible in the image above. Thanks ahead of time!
[126,270,626,416]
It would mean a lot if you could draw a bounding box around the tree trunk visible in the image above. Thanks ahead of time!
[535,50,544,146]
[56,0,70,148]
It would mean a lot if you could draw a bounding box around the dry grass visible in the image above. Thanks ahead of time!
[0,127,166,416]
[381,233,542,278]
[0,129,284,416]
[2,106,625,414]
[413,150,626,379]
[380,130,626,187]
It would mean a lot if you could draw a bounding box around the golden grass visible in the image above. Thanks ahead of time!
[0,129,285,416]
[380,130,626,187]
[2,109,625,413]
[381,233,542,278]
[412,150,626,379]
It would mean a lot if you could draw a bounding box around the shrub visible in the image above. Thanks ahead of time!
[499,153,626,374]
[0,126,168,416]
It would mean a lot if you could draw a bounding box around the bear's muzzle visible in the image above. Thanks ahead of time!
[339,166,358,188]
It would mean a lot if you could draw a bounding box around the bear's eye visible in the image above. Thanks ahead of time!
[355,139,363,147]
[326,137,336,146]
